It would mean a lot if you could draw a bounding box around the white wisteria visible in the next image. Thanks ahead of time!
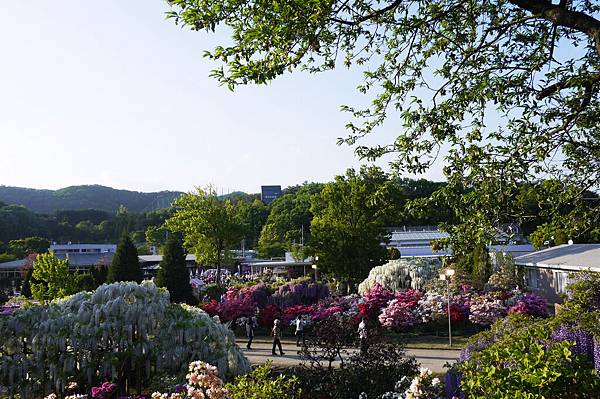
[358,258,442,294]
[0,281,250,398]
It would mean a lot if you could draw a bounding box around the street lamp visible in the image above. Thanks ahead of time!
[312,256,319,281]
[439,268,455,347]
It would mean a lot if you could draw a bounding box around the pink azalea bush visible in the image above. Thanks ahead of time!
[379,299,418,331]
[152,361,229,399]
[468,294,507,326]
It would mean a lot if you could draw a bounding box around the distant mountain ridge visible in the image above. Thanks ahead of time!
[0,185,183,214]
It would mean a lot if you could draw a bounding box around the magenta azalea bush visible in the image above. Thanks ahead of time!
[508,293,548,317]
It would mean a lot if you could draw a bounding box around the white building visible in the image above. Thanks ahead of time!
[515,244,600,304]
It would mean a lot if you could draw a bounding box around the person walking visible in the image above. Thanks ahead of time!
[358,318,368,354]
[245,316,257,349]
[271,319,285,356]
[295,317,305,346]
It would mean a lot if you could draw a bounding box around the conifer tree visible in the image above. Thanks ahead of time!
[156,236,194,304]
[21,266,33,298]
[107,234,142,283]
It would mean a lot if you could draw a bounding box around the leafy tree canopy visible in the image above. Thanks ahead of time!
[31,251,77,301]
[167,0,600,247]
[165,187,248,285]
[309,166,402,283]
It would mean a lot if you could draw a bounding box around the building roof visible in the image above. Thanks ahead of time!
[390,230,450,242]
[514,244,600,271]
[139,254,197,263]
[0,259,27,270]
[55,253,114,267]
[51,243,117,251]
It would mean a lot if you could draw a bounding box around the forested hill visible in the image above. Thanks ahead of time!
[0,185,183,214]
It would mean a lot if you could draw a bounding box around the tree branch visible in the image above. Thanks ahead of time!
[537,72,600,99]
[509,0,600,55]
[330,0,402,26]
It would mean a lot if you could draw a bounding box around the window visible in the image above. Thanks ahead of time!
[526,268,539,289]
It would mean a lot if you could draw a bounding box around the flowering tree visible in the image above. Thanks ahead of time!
[0,282,250,397]
[508,293,548,318]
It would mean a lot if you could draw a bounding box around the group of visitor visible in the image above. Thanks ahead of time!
[244,316,369,356]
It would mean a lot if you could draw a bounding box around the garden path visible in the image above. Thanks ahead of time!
[240,338,460,373]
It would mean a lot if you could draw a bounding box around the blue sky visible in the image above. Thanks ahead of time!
[0,0,445,194]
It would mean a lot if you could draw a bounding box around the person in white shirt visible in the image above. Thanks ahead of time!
[295,317,305,346]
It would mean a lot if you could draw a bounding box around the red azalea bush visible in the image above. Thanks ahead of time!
[259,304,282,327]
[394,289,423,309]
[359,283,394,320]
[199,300,220,316]
[282,304,315,325]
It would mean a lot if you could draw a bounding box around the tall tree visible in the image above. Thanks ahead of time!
[165,188,247,285]
[309,166,401,286]
[167,0,600,247]
[31,252,77,301]
[155,236,195,304]
[107,234,143,283]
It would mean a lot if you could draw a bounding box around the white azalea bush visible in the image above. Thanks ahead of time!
[358,258,442,294]
[0,281,250,398]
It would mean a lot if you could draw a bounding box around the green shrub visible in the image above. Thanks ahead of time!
[203,283,226,300]
[457,318,600,398]
[226,362,302,399]
[0,290,8,305]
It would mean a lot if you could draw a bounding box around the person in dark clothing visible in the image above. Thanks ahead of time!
[245,316,257,349]
[271,319,285,356]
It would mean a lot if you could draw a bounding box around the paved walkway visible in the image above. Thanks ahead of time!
[240,338,460,373]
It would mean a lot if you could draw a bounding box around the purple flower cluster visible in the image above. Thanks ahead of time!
[269,281,329,308]
[0,304,18,316]
[551,326,596,365]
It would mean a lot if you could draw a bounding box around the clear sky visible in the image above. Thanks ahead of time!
[0,0,445,194]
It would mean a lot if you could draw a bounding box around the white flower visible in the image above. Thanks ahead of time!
[431,377,440,387]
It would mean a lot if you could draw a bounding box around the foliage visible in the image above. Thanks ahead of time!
[165,0,600,272]
[261,182,323,249]
[457,318,600,398]
[309,166,401,284]
[257,223,286,258]
[226,362,302,399]
[166,187,247,285]
[107,234,142,283]
[0,282,250,397]
[0,290,7,306]
[486,252,523,291]
[297,317,418,399]
[358,258,442,294]
[203,283,226,301]
[31,251,77,301]
[155,236,195,304]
